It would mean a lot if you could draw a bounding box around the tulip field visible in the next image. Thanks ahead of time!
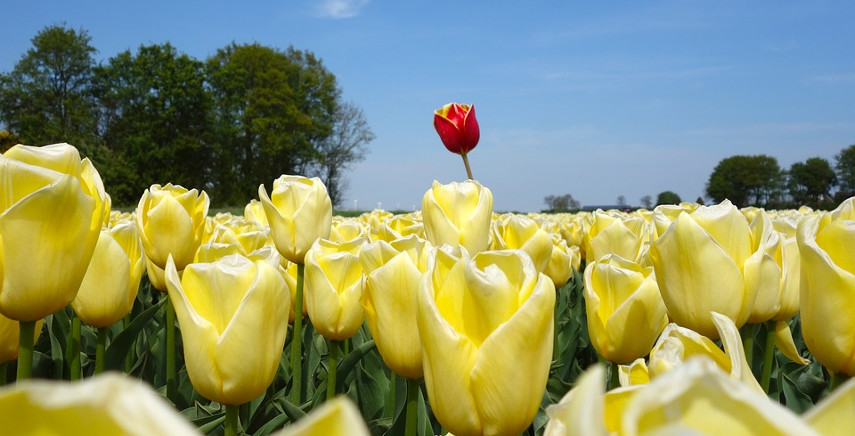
[3,140,855,436]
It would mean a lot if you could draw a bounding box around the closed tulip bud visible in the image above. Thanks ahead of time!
[304,238,366,341]
[360,235,432,379]
[434,102,480,155]
[491,215,553,273]
[422,180,493,254]
[584,210,648,263]
[797,199,855,375]
[136,183,209,291]
[0,143,106,321]
[244,199,268,226]
[329,218,368,244]
[743,210,788,324]
[165,254,290,405]
[272,396,370,436]
[72,223,145,328]
[208,218,270,256]
[649,200,757,338]
[545,235,577,289]
[418,247,555,436]
[620,357,818,436]
[584,254,668,364]
[0,373,199,436]
[0,314,42,363]
[259,175,332,264]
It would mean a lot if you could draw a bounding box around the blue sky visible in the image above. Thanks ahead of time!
[3,1,854,211]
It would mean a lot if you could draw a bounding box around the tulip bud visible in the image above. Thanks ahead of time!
[433,102,480,155]
[0,143,106,321]
[304,238,366,341]
[272,396,371,436]
[422,180,493,254]
[259,175,332,264]
[490,214,553,273]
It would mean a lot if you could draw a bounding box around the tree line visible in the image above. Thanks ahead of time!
[0,24,374,207]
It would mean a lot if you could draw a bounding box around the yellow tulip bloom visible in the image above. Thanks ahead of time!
[0,143,106,321]
[421,180,493,254]
[304,238,366,341]
[165,254,290,405]
[418,247,555,436]
[543,364,609,436]
[584,210,647,263]
[360,235,432,379]
[272,396,370,436]
[72,222,145,328]
[490,214,553,273]
[258,175,332,264]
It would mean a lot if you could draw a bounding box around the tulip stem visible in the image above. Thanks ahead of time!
[0,362,6,385]
[327,340,339,400]
[289,263,305,404]
[95,327,107,375]
[17,320,36,380]
[742,324,755,369]
[224,404,239,436]
[461,153,474,180]
[123,315,132,373]
[404,378,419,436]
[385,374,396,418]
[760,321,776,393]
[69,313,81,380]
[166,296,176,400]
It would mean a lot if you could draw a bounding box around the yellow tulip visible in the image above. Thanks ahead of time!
[545,235,578,289]
[620,357,818,436]
[258,175,332,264]
[369,215,424,242]
[743,210,790,324]
[243,199,268,226]
[421,180,493,254]
[0,314,42,363]
[359,235,432,379]
[584,210,647,263]
[0,143,106,321]
[208,218,269,255]
[797,198,855,375]
[618,358,651,387]
[72,222,145,328]
[164,253,290,405]
[304,238,366,341]
[329,217,368,244]
[803,376,855,436]
[649,200,756,338]
[418,247,555,436]
[584,254,668,363]
[272,396,370,436]
[648,312,762,392]
[543,364,609,436]
[136,183,209,291]
[0,373,200,436]
[490,214,552,273]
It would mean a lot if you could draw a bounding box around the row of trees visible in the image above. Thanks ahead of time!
[0,25,374,207]
[705,147,855,209]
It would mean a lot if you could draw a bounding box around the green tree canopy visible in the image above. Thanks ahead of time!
[788,157,837,206]
[705,155,783,207]
[835,144,855,195]
[0,24,99,151]
[655,191,682,206]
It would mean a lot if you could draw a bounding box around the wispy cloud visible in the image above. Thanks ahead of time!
[316,0,370,19]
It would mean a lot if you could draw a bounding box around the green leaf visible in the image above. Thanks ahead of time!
[104,297,165,371]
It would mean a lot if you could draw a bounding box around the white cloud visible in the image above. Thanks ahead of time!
[316,0,370,19]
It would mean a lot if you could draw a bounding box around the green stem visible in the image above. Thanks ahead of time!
[166,296,176,400]
[17,320,36,380]
[224,404,240,436]
[123,315,132,373]
[404,378,420,436]
[0,361,6,385]
[327,340,339,400]
[95,327,107,375]
[69,313,81,380]
[461,152,474,180]
[385,374,396,418]
[607,361,620,390]
[742,324,755,369]
[830,372,851,392]
[760,321,776,393]
[289,263,305,404]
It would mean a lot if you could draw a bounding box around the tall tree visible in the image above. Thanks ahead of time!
[835,144,855,195]
[640,195,653,209]
[95,43,213,204]
[788,157,837,206]
[706,155,783,207]
[313,101,374,208]
[0,24,99,151]
[656,191,682,206]
[206,43,339,204]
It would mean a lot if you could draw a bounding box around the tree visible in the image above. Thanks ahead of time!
[544,194,580,211]
[0,130,23,153]
[705,155,783,207]
[788,157,837,206]
[94,43,213,204]
[640,195,653,209]
[313,101,374,208]
[616,195,627,207]
[656,191,682,206]
[206,43,339,204]
[0,24,99,151]
[835,144,855,195]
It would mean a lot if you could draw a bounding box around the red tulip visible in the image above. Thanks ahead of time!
[433,103,480,155]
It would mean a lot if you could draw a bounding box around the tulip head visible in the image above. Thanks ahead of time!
[165,254,290,405]
[258,175,332,264]
[434,103,480,155]
[271,396,371,436]
[584,254,668,364]
[584,210,648,263]
[422,180,493,254]
[418,247,555,436]
[0,143,106,321]
[304,238,366,341]
[490,214,553,273]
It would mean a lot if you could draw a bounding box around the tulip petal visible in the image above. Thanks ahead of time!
[711,311,764,392]
[544,364,608,436]
[803,376,855,436]
[774,320,810,366]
